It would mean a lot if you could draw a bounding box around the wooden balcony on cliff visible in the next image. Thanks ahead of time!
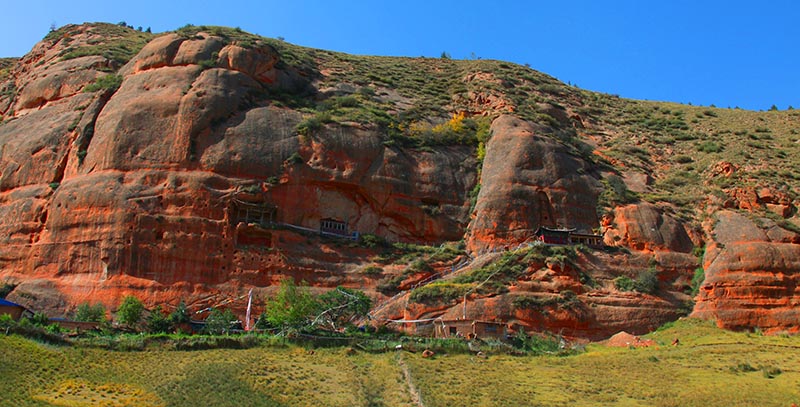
[231,198,277,228]
[569,232,604,247]
[320,218,350,236]
[534,226,604,248]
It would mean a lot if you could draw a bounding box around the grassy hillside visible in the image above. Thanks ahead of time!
[251,26,800,222]
[2,319,798,406]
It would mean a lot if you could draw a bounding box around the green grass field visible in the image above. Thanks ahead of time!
[1,319,798,407]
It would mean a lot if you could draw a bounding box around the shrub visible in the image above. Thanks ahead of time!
[614,276,636,291]
[730,362,757,373]
[296,112,332,135]
[363,266,384,275]
[409,283,470,304]
[557,290,581,308]
[512,330,562,354]
[377,276,404,294]
[0,313,15,329]
[762,365,782,378]
[634,269,659,294]
[146,305,173,334]
[75,302,106,322]
[28,312,50,327]
[598,174,637,209]
[168,301,190,326]
[513,295,557,310]
[697,141,723,153]
[198,58,217,70]
[262,278,319,332]
[285,152,303,165]
[690,268,705,296]
[204,308,238,335]
[117,295,145,327]
[359,234,388,249]
[76,150,88,164]
[83,74,123,93]
[315,287,371,330]
[407,258,433,273]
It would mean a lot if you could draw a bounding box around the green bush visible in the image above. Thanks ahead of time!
[169,301,191,325]
[75,302,107,322]
[409,283,470,304]
[697,141,723,153]
[691,268,705,296]
[204,308,238,335]
[634,269,659,294]
[147,305,173,334]
[363,266,384,275]
[761,365,782,378]
[598,174,638,209]
[117,295,145,327]
[285,152,303,165]
[262,278,319,332]
[512,330,563,354]
[315,287,371,330]
[615,270,658,294]
[359,234,388,249]
[377,276,404,294]
[198,58,217,70]
[407,258,433,273]
[557,290,581,309]
[83,74,123,93]
[614,276,635,291]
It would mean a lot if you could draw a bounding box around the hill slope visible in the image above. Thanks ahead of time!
[0,23,798,338]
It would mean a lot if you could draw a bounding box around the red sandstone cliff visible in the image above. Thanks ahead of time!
[0,23,798,338]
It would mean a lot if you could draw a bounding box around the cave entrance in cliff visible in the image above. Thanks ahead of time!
[232,199,277,228]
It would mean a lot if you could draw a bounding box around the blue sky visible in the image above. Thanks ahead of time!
[2,1,798,111]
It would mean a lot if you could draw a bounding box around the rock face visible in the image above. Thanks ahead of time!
[692,211,800,334]
[603,203,694,252]
[467,115,600,253]
[0,27,476,317]
[1,24,798,338]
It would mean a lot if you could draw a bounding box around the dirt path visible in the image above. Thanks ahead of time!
[397,353,425,407]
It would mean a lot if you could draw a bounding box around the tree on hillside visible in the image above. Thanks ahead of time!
[117,296,144,327]
[204,308,237,335]
[313,287,372,331]
[146,305,173,334]
[74,302,106,323]
[169,300,191,325]
[262,278,319,333]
